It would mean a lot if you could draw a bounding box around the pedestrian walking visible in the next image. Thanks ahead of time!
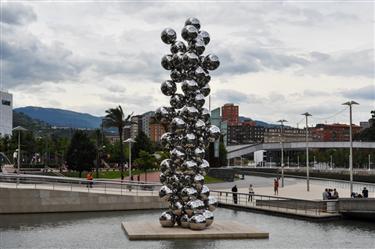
[248,184,254,202]
[86,171,93,188]
[232,185,238,204]
[333,188,339,199]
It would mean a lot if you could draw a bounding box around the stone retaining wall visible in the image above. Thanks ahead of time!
[0,188,167,214]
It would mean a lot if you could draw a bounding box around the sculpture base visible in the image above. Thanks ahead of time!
[122,220,269,240]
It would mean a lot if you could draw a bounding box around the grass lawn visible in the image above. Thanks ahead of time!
[204,175,224,184]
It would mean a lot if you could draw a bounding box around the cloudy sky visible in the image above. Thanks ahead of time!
[1,1,374,127]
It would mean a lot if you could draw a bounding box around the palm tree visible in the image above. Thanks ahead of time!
[103,105,132,179]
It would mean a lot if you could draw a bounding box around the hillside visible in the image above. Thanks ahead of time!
[14,106,102,129]
[13,111,51,132]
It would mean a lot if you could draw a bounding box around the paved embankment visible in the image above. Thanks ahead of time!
[0,187,167,214]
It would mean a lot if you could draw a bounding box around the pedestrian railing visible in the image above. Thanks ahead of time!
[234,169,375,194]
[0,173,162,196]
[210,190,332,216]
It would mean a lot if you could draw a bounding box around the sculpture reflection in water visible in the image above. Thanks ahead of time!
[156,17,220,230]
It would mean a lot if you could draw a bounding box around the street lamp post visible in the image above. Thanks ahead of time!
[342,100,359,196]
[301,112,312,191]
[12,126,27,182]
[124,138,135,180]
[277,119,287,187]
[369,154,371,171]
[330,155,333,170]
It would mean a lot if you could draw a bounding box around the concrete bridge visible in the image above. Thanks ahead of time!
[227,141,375,159]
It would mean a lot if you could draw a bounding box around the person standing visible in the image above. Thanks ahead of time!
[322,189,329,200]
[362,187,369,198]
[274,179,279,195]
[232,185,238,204]
[248,184,254,202]
[333,189,339,199]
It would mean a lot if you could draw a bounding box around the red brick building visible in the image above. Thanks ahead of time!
[221,103,239,125]
[149,123,166,143]
[311,123,362,142]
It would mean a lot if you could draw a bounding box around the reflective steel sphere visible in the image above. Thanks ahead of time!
[203,54,220,71]
[181,160,198,174]
[202,210,214,227]
[181,25,199,41]
[159,185,173,201]
[170,147,186,164]
[200,184,210,200]
[183,52,200,69]
[198,30,210,45]
[161,54,174,70]
[161,80,176,96]
[182,133,196,149]
[161,28,177,44]
[169,201,183,216]
[193,174,204,191]
[171,40,187,54]
[199,159,210,176]
[181,79,199,94]
[191,38,205,55]
[170,69,183,82]
[206,196,218,212]
[194,147,205,161]
[159,211,176,227]
[185,17,201,30]
[181,187,198,202]
[208,125,221,142]
[179,214,190,228]
[170,94,185,109]
[200,84,210,97]
[160,132,173,150]
[189,214,206,230]
[171,117,186,134]
[181,106,199,122]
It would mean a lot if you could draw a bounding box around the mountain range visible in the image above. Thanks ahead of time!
[14,106,103,129]
[14,106,277,129]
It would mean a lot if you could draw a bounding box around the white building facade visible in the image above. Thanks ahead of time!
[0,91,13,137]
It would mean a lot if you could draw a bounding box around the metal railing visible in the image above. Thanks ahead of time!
[234,169,375,194]
[210,190,333,216]
[0,173,162,196]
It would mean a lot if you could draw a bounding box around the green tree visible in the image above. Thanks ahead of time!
[103,106,132,179]
[134,150,157,182]
[219,141,227,167]
[65,131,97,178]
[133,131,154,158]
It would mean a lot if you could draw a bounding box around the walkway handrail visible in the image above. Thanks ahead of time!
[0,173,162,187]
[233,168,375,188]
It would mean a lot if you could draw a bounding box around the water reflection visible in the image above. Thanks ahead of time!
[0,209,374,249]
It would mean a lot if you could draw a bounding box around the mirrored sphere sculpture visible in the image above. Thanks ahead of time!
[157,17,220,230]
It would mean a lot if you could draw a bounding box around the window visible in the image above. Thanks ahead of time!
[2,100,11,106]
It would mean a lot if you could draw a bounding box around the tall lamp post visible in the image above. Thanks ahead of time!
[12,126,27,178]
[301,112,311,191]
[124,138,135,180]
[277,119,287,187]
[342,100,359,196]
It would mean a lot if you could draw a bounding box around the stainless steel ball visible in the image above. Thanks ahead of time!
[193,147,205,161]
[189,214,206,230]
[161,54,174,70]
[170,147,186,164]
[182,133,196,149]
[169,201,183,216]
[202,210,214,227]
[179,214,190,228]
[161,80,176,96]
[183,52,200,69]
[171,117,186,134]
[159,210,176,227]
[198,30,210,45]
[200,185,210,200]
[170,40,187,54]
[200,84,210,97]
[199,159,210,176]
[181,25,198,41]
[161,28,177,44]
[206,196,218,212]
[208,125,221,142]
[181,160,198,174]
[159,185,173,201]
[185,17,200,30]
[170,94,185,109]
[203,54,220,71]
[193,174,205,191]
[181,80,199,95]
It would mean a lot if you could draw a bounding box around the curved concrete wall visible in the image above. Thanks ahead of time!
[0,188,167,214]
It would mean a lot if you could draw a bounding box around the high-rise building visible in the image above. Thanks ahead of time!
[149,123,165,143]
[0,91,13,137]
[221,103,239,125]
[130,115,142,139]
[141,111,155,137]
